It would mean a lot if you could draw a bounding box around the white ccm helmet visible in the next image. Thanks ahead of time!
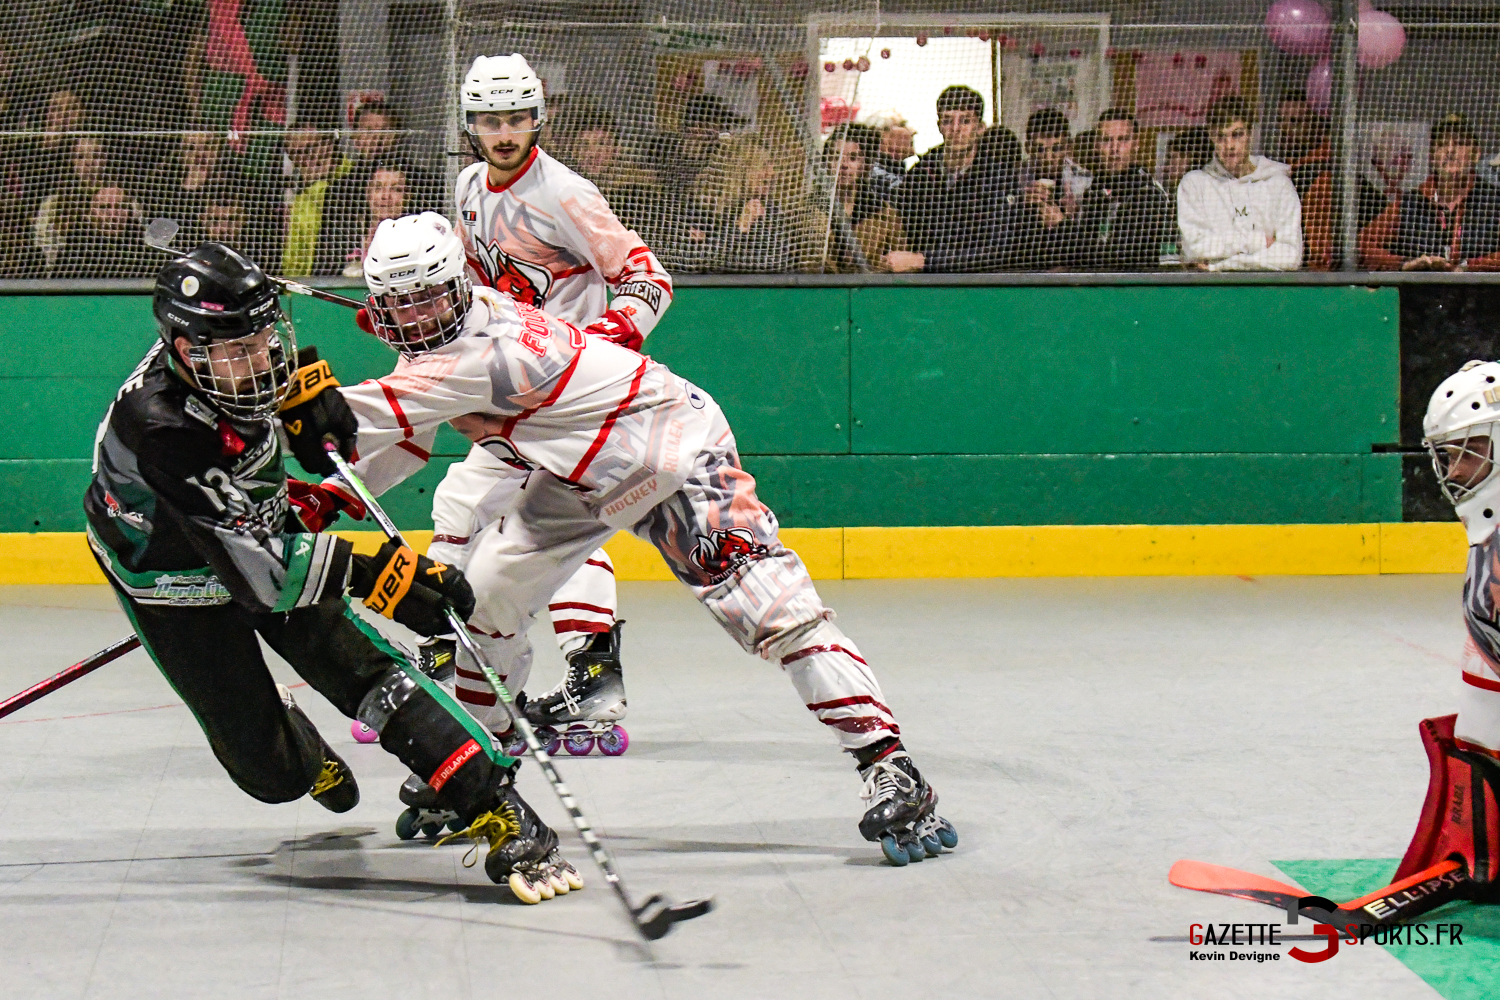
[1424,360,1500,545]
[461,54,545,158]
[362,212,471,357]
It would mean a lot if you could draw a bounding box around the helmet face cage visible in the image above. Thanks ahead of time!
[367,274,471,357]
[1428,422,1497,504]
[180,317,297,422]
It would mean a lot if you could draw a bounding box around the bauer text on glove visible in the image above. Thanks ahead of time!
[347,541,477,635]
[280,346,358,476]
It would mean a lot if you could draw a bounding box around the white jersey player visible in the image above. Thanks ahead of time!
[334,212,956,865]
[433,54,673,738]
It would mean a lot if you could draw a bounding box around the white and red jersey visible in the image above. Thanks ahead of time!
[339,288,712,529]
[454,148,672,344]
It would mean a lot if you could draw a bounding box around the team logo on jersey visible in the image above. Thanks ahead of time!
[690,527,770,583]
[102,490,148,529]
[462,210,477,224]
[471,240,553,307]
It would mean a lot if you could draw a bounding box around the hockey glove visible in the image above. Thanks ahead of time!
[348,540,476,636]
[280,346,358,477]
[586,307,644,352]
[286,478,367,532]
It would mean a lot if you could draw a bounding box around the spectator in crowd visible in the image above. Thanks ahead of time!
[1276,89,1327,197]
[315,159,421,276]
[145,131,239,233]
[324,99,432,257]
[0,41,39,278]
[1013,109,1087,270]
[1359,114,1500,271]
[813,123,906,273]
[1071,128,1102,180]
[1177,95,1302,271]
[54,185,148,279]
[660,93,739,193]
[863,110,916,200]
[1162,128,1212,198]
[559,107,667,247]
[976,124,1024,176]
[33,136,112,273]
[892,85,1014,273]
[27,89,86,201]
[694,133,809,273]
[196,178,248,246]
[1065,109,1173,271]
[1276,90,1385,270]
[281,125,350,277]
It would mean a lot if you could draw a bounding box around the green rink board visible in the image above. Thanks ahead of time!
[0,284,1402,528]
[2,452,1402,533]
[850,284,1398,455]
[1274,859,1496,1000]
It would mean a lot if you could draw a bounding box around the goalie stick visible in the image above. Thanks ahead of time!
[324,444,713,941]
[1169,857,1473,927]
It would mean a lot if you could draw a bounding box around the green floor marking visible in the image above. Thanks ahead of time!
[1273,859,1500,1000]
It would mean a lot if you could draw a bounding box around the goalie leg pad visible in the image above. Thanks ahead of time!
[1395,714,1500,895]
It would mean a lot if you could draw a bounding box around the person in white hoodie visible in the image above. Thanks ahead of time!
[1177,95,1303,271]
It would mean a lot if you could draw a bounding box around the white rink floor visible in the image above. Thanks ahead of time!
[0,576,1473,1000]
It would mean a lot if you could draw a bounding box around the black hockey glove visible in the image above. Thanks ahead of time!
[280,346,358,477]
[348,540,476,636]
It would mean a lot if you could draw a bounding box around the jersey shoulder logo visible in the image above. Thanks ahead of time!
[472,239,554,308]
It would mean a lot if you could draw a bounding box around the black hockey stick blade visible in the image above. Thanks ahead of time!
[1170,858,1472,927]
[632,893,714,940]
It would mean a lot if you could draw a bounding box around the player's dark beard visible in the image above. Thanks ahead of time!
[486,132,535,172]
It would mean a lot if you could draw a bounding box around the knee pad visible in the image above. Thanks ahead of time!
[1396,714,1500,895]
[700,551,831,657]
[356,664,423,734]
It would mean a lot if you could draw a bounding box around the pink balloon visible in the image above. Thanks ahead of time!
[1266,0,1332,56]
[1306,57,1333,115]
[1359,9,1406,69]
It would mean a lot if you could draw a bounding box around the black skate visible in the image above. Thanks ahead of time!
[437,781,579,904]
[394,773,465,840]
[523,621,629,757]
[857,752,956,866]
[416,636,457,682]
[278,684,359,813]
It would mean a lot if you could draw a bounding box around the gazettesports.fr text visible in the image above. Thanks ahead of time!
[1189,922,1465,946]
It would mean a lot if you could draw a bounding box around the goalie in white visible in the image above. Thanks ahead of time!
[432,53,674,742]
[334,213,956,865]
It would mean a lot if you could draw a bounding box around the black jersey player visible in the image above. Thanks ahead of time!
[83,242,579,903]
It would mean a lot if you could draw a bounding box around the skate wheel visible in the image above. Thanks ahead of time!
[447,817,467,834]
[920,834,943,857]
[548,871,570,895]
[395,808,422,841]
[936,818,958,849]
[536,875,556,900]
[351,720,380,744]
[597,725,629,756]
[561,866,585,891]
[563,730,596,756]
[504,735,528,757]
[420,821,445,839]
[536,727,562,757]
[880,835,910,867]
[903,838,926,862]
[509,872,543,905]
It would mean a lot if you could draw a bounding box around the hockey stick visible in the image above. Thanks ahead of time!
[0,634,142,721]
[1169,857,1473,927]
[324,445,713,940]
[144,218,365,310]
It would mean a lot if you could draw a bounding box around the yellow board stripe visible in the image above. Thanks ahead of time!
[0,523,1468,585]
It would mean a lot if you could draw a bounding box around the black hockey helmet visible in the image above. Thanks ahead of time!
[153,243,296,421]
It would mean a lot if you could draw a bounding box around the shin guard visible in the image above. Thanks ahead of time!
[1395,714,1500,898]
[360,665,517,823]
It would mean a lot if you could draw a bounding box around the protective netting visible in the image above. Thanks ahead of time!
[0,1,1496,280]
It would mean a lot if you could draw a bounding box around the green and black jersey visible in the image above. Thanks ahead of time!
[85,343,352,611]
